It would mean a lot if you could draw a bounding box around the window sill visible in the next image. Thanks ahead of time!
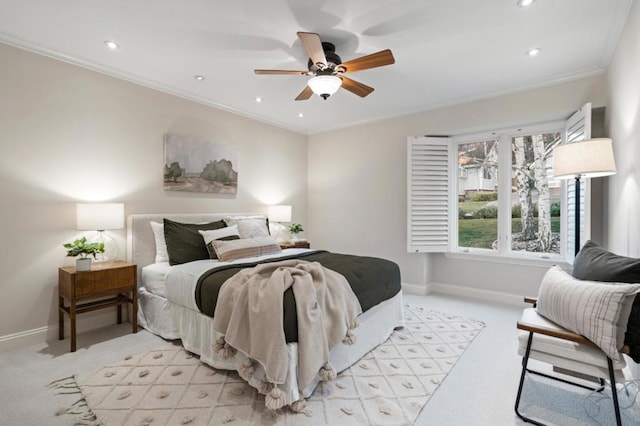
[443,250,571,269]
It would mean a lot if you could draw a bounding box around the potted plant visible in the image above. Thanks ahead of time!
[63,237,105,271]
[288,223,304,242]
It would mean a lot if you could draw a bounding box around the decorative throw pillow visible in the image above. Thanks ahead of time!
[149,221,169,263]
[212,236,281,262]
[536,265,640,360]
[223,215,270,239]
[199,226,241,259]
[163,218,227,265]
[573,240,640,362]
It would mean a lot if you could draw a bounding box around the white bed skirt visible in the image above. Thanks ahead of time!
[138,287,405,406]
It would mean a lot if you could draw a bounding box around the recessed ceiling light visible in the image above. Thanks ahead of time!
[104,40,119,50]
[525,48,541,57]
[255,97,262,103]
[517,0,535,7]
[193,75,205,81]
[298,113,304,118]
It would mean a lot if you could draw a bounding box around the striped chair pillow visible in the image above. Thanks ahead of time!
[536,265,640,360]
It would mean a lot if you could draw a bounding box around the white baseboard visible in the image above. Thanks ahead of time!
[0,307,130,353]
[427,282,526,307]
[401,282,432,296]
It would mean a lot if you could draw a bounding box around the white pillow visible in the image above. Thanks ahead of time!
[223,215,270,238]
[212,236,281,262]
[149,221,169,263]
[536,266,640,360]
[198,226,240,259]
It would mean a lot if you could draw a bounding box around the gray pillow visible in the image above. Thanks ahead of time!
[164,218,226,265]
[573,240,640,362]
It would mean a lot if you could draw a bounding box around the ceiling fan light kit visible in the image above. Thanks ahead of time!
[254,32,395,101]
[308,75,342,100]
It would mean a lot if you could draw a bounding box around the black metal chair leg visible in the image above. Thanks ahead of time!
[607,358,622,426]
[515,333,623,426]
[515,332,546,425]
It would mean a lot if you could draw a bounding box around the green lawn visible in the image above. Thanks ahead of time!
[458,217,560,249]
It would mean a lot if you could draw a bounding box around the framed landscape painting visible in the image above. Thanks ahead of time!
[163,133,238,194]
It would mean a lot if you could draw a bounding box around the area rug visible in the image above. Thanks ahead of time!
[51,305,484,425]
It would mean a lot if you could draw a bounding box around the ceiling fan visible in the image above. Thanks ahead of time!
[254,32,395,101]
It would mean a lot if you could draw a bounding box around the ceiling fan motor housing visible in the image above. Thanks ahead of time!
[308,42,342,73]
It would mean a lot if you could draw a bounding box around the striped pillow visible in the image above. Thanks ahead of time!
[212,236,281,262]
[199,225,240,259]
[537,266,640,360]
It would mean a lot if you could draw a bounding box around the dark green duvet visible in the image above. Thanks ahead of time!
[195,250,401,343]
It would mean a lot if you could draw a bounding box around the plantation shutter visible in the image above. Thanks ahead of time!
[562,103,592,259]
[407,136,453,252]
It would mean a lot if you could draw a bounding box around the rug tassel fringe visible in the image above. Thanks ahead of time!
[48,376,83,395]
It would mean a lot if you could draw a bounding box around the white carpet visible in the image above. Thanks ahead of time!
[52,305,484,425]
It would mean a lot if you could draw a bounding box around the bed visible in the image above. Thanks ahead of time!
[126,213,404,409]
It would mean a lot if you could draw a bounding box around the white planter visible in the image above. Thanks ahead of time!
[76,257,92,271]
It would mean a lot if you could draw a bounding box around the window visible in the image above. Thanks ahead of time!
[408,104,592,263]
[510,132,562,255]
[457,139,499,249]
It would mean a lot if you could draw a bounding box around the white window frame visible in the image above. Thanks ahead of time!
[407,104,592,266]
[451,121,566,262]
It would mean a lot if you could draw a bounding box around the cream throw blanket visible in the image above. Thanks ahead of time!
[212,259,362,395]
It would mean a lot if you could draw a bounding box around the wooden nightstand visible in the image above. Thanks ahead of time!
[280,241,310,249]
[58,260,137,352]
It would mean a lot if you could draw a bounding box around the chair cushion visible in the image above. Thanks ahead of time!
[536,266,640,360]
[518,308,626,380]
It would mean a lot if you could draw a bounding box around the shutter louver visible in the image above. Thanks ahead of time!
[407,137,452,252]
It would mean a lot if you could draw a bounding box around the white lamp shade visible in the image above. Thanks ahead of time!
[268,205,292,223]
[308,75,342,98]
[552,138,617,180]
[76,203,125,230]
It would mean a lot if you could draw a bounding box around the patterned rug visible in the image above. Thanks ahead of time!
[52,306,484,425]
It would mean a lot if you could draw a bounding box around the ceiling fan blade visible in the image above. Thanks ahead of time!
[340,76,374,97]
[295,85,313,101]
[297,32,327,69]
[254,69,309,75]
[338,49,395,74]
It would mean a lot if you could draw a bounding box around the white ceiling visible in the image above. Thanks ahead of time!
[0,0,632,134]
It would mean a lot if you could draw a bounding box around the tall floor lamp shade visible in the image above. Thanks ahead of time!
[552,138,616,256]
[76,203,125,261]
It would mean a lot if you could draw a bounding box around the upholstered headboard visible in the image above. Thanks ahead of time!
[126,213,260,285]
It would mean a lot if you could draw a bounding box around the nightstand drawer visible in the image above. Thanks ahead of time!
[280,241,310,249]
[74,266,135,298]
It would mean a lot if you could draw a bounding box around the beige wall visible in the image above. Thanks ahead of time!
[0,43,307,343]
[308,75,607,298]
[606,0,640,256]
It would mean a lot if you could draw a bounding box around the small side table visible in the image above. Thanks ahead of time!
[280,241,311,249]
[58,260,137,352]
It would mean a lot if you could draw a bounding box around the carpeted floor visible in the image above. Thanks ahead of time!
[51,306,485,425]
[3,293,639,425]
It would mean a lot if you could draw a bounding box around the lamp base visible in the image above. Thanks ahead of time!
[89,230,119,262]
[269,222,288,243]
